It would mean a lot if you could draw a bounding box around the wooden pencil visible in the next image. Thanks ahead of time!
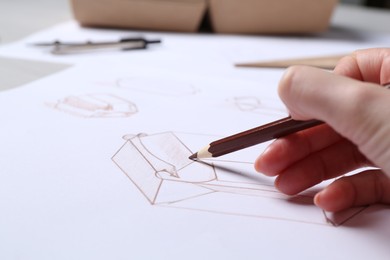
[190,84,390,160]
[189,117,322,159]
[235,54,345,70]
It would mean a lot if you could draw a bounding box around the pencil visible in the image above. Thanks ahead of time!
[235,54,345,70]
[189,117,322,159]
[190,84,390,160]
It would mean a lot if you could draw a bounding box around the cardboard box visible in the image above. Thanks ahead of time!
[71,0,338,34]
[71,0,208,32]
[209,0,339,34]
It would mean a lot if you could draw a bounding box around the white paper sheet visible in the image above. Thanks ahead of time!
[2,21,390,260]
[1,60,390,260]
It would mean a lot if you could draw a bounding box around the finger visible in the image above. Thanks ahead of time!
[278,66,390,174]
[255,124,342,176]
[314,170,390,212]
[275,139,371,195]
[278,65,382,123]
[334,48,390,84]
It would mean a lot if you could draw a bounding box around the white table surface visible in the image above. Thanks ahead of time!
[0,2,389,91]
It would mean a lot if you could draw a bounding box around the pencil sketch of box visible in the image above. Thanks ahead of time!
[48,93,138,118]
[112,132,365,226]
[228,96,287,117]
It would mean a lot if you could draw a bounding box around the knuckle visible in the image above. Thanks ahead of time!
[278,66,308,102]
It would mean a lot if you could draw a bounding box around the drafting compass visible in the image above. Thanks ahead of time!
[32,37,161,55]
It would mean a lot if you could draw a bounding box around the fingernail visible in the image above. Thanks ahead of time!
[314,188,330,209]
[314,191,323,207]
[254,145,272,173]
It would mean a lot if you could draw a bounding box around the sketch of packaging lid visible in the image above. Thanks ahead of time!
[116,77,200,97]
[122,132,216,183]
[48,93,138,118]
[113,132,216,204]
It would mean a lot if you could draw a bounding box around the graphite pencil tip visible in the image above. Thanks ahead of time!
[189,145,212,160]
[189,153,198,160]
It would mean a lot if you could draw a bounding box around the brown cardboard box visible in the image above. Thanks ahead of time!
[70,0,338,34]
[209,0,339,34]
[71,0,208,32]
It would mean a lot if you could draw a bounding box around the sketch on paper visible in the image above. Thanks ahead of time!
[116,77,200,97]
[47,93,138,118]
[112,132,366,226]
[228,96,287,117]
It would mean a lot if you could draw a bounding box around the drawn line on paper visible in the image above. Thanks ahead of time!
[162,205,328,226]
[228,96,287,117]
[323,206,368,226]
[112,131,366,226]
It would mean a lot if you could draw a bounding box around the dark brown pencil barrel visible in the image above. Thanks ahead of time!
[208,117,322,157]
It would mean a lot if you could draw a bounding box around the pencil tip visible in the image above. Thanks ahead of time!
[189,153,198,160]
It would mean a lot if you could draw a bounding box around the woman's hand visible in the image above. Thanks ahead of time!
[255,48,390,212]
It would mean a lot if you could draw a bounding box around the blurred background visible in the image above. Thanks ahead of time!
[343,0,390,7]
[0,0,389,44]
[0,0,389,91]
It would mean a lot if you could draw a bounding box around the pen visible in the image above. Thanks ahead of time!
[32,37,161,55]
[190,83,390,160]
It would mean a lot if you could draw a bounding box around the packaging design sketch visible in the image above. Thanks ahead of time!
[112,131,366,226]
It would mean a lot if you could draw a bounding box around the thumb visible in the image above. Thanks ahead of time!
[278,66,390,175]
